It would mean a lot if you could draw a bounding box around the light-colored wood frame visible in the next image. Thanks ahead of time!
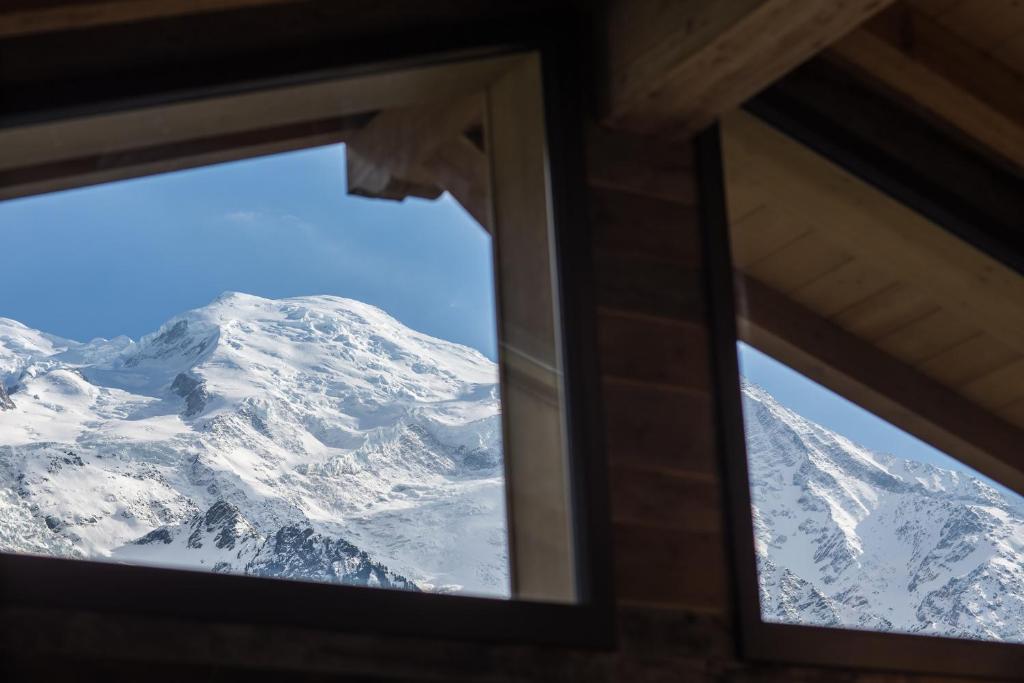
[0,50,580,604]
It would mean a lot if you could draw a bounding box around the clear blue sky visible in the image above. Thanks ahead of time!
[0,143,499,359]
[738,342,1016,495]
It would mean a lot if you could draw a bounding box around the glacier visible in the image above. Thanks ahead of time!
[0,293,507,596]
[743,380,1024,643]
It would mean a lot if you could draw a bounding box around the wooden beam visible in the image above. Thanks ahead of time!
[344,95,491,228]
[0,0,307,38]
[604,0,894,136]
[737,274,1024,497]
[829,5,1024,171]
[0,113,367,201]
[485,54,574,602]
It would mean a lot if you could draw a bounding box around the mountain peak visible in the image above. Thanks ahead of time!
[0,293,507,596]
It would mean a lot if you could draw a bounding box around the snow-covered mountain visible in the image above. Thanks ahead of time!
[0,293,507,596]
[743,381,1024,643]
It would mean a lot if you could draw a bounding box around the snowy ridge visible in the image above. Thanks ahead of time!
[0,293,507,595]
[743,381,1024,642]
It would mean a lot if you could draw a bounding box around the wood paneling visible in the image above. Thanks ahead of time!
[743,234,850,294]
[598,312,712,391]
[729,205,810,269]
[918,334,1021,388]
[0,0,307,38]
[585,124,697,204]
[724,109,1024,429]
[905,0,1024,77]
[602,380,717,476]
[830,4,1024,170]
[603,0,895,135]
[831,284,937,341]
[588,188,701,263]
[789,260,894,318]
[613,525,726,610]
[609,466,720,533]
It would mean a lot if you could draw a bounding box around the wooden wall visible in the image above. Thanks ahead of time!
[0,4,1016,681]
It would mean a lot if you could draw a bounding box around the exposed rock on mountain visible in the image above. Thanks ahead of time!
[743,381,1024,643]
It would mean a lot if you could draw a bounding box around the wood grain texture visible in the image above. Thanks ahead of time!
[0,0,307,38]
[597,310,712,391]
[604,0,895,135]
[613,524,727,611]
[724,108,1024,421]
[602,380,718,476]
[830,4,1024,170]
[589,187,701,264]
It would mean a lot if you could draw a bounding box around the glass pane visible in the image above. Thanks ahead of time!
[737,342,1024,642]
[723,108,1024,643]
[0,56,574,600]
[0,142,509,595]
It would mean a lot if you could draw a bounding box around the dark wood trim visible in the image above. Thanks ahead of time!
[541,20,615,623]
[0,10,614,650]
[701,60,1024,678]
[695,124,748,664]
[0,553,609,648]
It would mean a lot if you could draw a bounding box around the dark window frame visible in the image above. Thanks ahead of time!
[699,58,1024,678]
[0,13,614,648]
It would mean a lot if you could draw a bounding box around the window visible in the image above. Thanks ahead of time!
[703,65,1024,676]
[0,36,611,644]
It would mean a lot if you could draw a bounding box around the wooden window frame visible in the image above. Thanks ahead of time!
[0,16,613,647]
[700,58,1024,678]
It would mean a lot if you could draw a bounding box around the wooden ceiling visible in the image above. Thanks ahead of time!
[908,0,1024,73]
[829,0,1024,171]
[723,109,1024,488]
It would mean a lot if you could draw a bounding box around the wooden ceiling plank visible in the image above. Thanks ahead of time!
[789,259,896,319]
[997,397,1024,429]
[903,0,962,17]
[993,28,1024,74]
[874,308,979,365]
[604,0,895,136]
[918,334,1021,389]
[728,205,811,269]
[830,284,938,341]
[929,0,1024,49]
[0,0,307,38]
[829,5,1024,170]
[742,235,851,295]
[962,358,1024,410]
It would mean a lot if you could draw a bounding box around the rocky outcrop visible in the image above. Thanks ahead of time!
[126,500,418,591]
[0,383,14,411]
[171,372,209,417]
[247,525,418,591]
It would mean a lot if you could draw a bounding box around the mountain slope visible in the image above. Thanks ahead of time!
[743,381,1024,643]
[0,293,507,595]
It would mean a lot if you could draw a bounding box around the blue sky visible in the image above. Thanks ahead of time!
[738,342,1016,494]
[0,143,499,359]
